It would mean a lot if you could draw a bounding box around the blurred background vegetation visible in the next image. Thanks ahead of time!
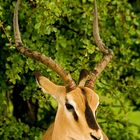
[0,0,140,139]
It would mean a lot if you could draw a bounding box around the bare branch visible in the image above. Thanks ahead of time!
[13,0,76,90]
[85,0,113,89]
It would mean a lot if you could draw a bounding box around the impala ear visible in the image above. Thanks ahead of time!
[78,69,89,86]
[83,87,99,111]
[35,72,66,99]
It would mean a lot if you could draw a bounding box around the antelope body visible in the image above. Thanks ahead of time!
[13,0,113,140]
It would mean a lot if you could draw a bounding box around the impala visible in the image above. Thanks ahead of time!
[13,0,113,139]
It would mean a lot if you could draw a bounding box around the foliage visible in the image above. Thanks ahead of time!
[0,0,140,139]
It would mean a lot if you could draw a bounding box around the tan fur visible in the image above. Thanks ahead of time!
[37,76,109,140]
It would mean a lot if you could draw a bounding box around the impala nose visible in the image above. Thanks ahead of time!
[90,133,102,140]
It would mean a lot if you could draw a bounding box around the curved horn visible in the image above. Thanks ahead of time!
[85,0,113,89]
[13,0,76,90]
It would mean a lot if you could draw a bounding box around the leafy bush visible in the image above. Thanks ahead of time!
[0,0,140,139]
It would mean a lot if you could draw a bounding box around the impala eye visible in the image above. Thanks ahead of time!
[65,103,74,111]
[65,102,79,121]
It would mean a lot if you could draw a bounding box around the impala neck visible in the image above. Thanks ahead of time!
[52,105,72,140]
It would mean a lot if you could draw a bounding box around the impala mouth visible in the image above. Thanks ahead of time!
[90,133,101,140]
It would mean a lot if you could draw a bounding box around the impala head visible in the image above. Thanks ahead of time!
[13,0,113,140]
[36,70,103,140]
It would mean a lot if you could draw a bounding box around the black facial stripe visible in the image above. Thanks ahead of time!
[72,110,78,121]
[85,101,99,130]
[81,88,99,130]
